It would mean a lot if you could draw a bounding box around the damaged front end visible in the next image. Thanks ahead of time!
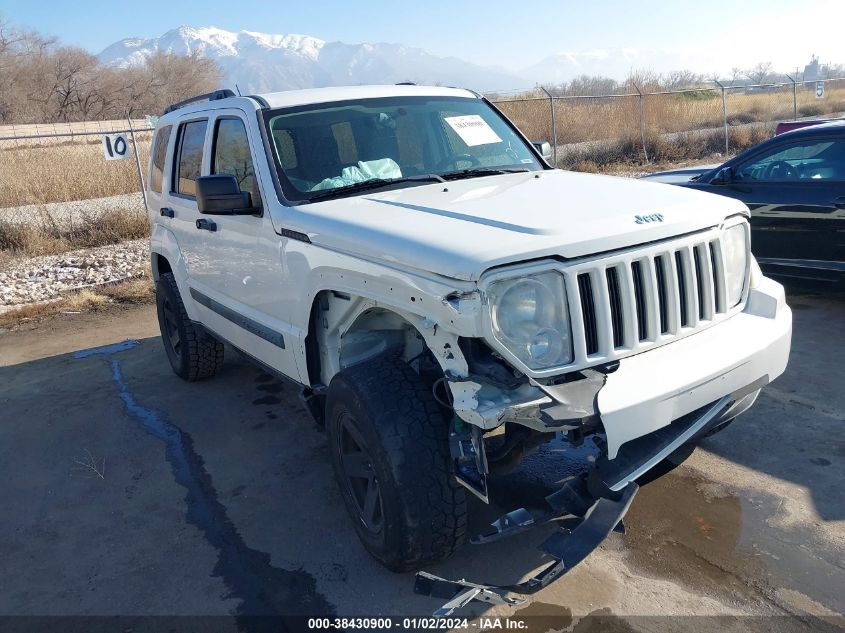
[417,346,639,616]
[445,337,613,504]
[417,336,767,615]
[413,258,790,615]
[415,480,638,615]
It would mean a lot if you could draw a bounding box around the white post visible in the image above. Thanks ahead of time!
[633,84,648,163]
[714,80,728,155]
[127,117,148,209]
[540,86,558,166]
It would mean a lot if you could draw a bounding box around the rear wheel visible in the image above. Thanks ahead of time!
[326,355,467,571]
[155,272,224,381]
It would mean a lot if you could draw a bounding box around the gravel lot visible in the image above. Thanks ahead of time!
[0,239,149,307]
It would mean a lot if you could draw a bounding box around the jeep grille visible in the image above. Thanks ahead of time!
[565,229,739,365]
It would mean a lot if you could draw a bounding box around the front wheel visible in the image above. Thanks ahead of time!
[326,356,467,571]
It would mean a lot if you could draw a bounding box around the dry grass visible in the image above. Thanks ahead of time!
[0,135,151,207]
[62,288,110,312]
[0,208,149,257]
[99,277,155,303]
[0,276,154,328]
[496,84,845,148]
[559,124,775,172]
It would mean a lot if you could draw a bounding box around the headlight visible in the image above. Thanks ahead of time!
[723,223,749,306]
[488,271,573,369]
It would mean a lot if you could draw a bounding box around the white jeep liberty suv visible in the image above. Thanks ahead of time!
[146,84,792,613]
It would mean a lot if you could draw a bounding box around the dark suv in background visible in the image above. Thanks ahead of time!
[643,121,845,291]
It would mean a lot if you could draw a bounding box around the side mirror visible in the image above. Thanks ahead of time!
[196,174,257,215]
[711,166,735,185]
[532,140,553,163]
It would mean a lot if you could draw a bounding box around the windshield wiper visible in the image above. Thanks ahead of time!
[307,174,445,202]
[441,167,530,181]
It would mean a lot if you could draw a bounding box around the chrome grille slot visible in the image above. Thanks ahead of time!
[631,260,648,341]
[710,240,727,314]
[606,266,625,349]
[654,255,670,334]
[578,273,599,356]
[693,245,706,320]
[694,244,716,320]
[675,251,690,327]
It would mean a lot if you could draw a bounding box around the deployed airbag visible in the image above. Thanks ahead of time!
[311,158,402,191]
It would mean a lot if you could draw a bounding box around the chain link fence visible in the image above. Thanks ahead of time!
[0,119,154,212]
[0,118,155,260]
[1,78,844,213]
[490,78,845,166]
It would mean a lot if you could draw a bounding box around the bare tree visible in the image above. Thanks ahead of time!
[566,75,620,96]
[825,63,845,79]
[745,61,774,85]
[665,70,706,91]
[0,15,222,124]
[728,67,743,86]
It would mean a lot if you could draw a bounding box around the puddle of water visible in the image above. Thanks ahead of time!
[512,601,573,632]
[571,608,639,633]
[621,468,845,616]
[622,469,768,602]
[98,354,336,623]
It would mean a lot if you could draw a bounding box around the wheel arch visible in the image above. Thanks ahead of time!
[304,289,470,389]
[149,224,188,283]
[151,252,172,281]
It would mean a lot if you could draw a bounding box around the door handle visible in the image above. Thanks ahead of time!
[833,197,845,209]
[195,219,217,232]
[159,207,175,218]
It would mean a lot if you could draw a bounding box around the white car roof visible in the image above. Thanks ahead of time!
[258,84,478,108]
[158,84,480,123]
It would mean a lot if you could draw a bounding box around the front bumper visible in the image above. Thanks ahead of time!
[596,274,791,459]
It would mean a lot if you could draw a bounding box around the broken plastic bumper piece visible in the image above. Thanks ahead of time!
[414,481,638,616]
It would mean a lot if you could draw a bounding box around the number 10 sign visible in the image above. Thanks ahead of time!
[102,133,131,160]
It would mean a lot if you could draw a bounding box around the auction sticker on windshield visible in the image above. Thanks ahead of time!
[444,115,502,146]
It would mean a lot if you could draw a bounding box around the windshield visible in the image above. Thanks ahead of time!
[262,96,543,202]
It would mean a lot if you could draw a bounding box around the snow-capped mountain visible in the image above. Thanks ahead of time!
[98,26,524,93]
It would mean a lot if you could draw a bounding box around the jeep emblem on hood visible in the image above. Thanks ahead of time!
[635,213,664,224]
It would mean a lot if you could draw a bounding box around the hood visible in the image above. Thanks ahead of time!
[273,170,748,281]
[639,164,721,185]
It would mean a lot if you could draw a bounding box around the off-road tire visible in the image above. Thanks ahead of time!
[155,272,224,381]
[326,355,467,571]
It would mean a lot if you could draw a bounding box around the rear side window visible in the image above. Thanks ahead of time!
[150,125,171,193]
[212,118,261,206]
[173,120,208,197]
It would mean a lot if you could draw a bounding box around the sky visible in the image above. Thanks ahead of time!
[1,0,842,77]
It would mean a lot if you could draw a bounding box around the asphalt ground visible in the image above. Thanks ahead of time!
[0,292,842,632]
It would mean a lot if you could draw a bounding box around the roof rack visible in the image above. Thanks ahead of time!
[162,89,236,115]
